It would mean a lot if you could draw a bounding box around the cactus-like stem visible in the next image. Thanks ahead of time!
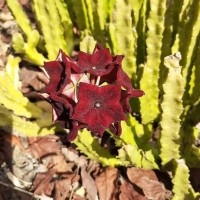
[117,144,159,169]
[159,0,174,87]
[0,56,59,136]
[7,0,47,66]
[33,0,73,59]
[0,105,57,136]
[188,39,200,105]
[0,56,43,118]
[160,53,184,165]
[80,35,96,53]
[173,1,200,98]
[109,0,137,81]
[6,0,32,36]
[136,0,147,70]
[71,0,93,30]
[139,0,166,124]
[73,129,122,167]
[172,159,195,200]
[129,0,144,27]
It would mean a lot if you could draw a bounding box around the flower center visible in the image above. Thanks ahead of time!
[92,66,97,70]
[94,101,101,108]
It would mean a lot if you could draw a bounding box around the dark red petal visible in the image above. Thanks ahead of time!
[51,93,75,116]
[120,90,132,113]
[109,122,122,136]
[120,90,144,113]
[66,122,79,141]
[75,44,113,76]
[117,67,134,92]
[91,48,112,68]
[92,43,103,53]
[43,61,64,93]
[131,89,145,97]
[99,84,121,102]
[72,83,126,136]
[58,49,81,73]
[77,51,93,72]
[113,55,124,63]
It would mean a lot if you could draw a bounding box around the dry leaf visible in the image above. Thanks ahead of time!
[42,154,72,173]
[81,166,98,200]
[62,148,87,167]
[0,0,5,9]
[33,170,55,196]
[127,168,171,200]
[28,135,61,159]
[95,167,118,200]
[119,180,147,200]
[54,179,71,200]
[20,67,48,93]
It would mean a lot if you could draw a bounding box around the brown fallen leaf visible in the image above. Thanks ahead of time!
[4,134,25,150]
[81,165,98,200]
[95,167,118,200]
[28,135,61,159]
[34,170,79,197]
[119,180,147,200]
[72,194,86,200]
[42,154,72,173]
[19,66,48,93]
[54,179,71,200]
[33,170,55,196]
[0,0,5,9]
[127,168,172,200]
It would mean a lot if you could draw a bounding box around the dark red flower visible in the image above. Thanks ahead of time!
[40,43,145,141]
[71,83,126,137]
[74,44,115,76]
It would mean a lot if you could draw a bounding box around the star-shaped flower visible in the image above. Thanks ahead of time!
[74,44,114,76]
[71,83,126,137]
[42,50,71,95]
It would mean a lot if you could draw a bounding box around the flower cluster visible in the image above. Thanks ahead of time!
[40,44,144,141]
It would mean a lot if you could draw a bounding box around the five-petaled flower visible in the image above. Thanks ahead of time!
[72,83,126,137]
[40,44,144,141]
